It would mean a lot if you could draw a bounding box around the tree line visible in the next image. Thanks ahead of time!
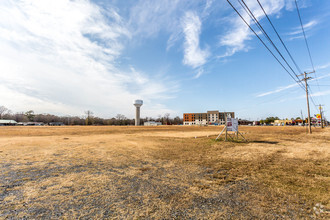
[0,106,183,125]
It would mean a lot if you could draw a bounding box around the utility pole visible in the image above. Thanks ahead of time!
[300,110,307,133]
[224,111,228,141]
[319,104,324,128]
[299,71,313,134]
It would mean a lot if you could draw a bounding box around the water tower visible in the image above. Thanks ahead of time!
[133,100,143,126]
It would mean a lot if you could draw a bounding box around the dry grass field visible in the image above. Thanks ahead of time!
[0,125,329,219]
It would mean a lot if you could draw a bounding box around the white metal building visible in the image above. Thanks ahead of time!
[0,120,17,126]
[144,121,162,126]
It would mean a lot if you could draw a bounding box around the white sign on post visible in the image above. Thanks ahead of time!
[233,118,238,131]
[227,118,238,131]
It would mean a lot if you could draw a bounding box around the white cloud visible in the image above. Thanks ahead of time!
[256,83,299,97]
[129,0,213,41]
[309,90,330,97]
[128,1,214,78]
[256,73,330,97]
[181,11,209,69]
[0,0,177,118]
[287,19,318,40]
[315,62,330,70]
[219,0,293,57]
[194,69,204,79]
[129,0,182,38]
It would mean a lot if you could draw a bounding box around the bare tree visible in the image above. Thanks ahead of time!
[14,112,28,122]
[115,114,127,125]
[173,116,182,125]
[164,113,170,125]
[2,109,13,120]
[115,114,126,120]
[0,106,8,119]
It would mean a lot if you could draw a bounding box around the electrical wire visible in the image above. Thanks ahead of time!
[307,86,320,111]
[226,0,306,92]
[295,0,324,104]
[295,0,315,71]
[227,0,322,115]
[239,0,305,91]
[241,0,321,113]
[256,0,303,75]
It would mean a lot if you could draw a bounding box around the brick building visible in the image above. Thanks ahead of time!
[183,110,235,125]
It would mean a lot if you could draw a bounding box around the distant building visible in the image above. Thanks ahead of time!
[274,119,293,126]
[17,122,44,126]
[0,120,17,126]
[28,122,44,126]
[183,111,235,125]
[49,122,64,126]
[144,121,162,126]
[239,119,253,126]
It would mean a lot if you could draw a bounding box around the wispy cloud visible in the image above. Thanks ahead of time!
[287,19,318,40]
[315,62,330,71]
[256,73,330,97]
[129,1,214,79]
[0,0,178,117]
[287,20,318,35]
[193,69,204,79]
[181,11,210,70]
[129,0,182,38]
[219,0,294,58]
[256,83,299,97]
[309,89,330,97]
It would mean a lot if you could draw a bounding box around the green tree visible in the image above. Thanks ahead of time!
[25,110,35,121]
[85,110,94,125]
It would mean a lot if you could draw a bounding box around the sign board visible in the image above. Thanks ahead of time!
[227,118,238,131]
[316,114,321,119]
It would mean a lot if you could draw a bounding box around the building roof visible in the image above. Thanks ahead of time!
[207,110,219,114]
[0,120,17,124]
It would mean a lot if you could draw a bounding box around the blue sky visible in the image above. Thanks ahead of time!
[0,0,329,120]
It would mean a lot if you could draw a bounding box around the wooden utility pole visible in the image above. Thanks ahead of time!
[319,104,324,129]
[299,71,313,134]
[225,112,228,141]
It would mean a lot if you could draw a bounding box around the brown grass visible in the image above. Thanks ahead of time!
[0,125,329,219]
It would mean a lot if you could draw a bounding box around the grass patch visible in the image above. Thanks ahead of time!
[0,126,329,218]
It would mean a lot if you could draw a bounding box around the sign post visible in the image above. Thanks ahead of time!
[216,117,246,142]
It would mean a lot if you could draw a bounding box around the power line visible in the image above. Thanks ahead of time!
[308,86,320,111]
[227,0,321,122]
[239,0,305,91]
[256,0,303,75]
[252,0,321,114]
[295,0,324,104]
[226,0,305,92]
[295,0,315,71]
